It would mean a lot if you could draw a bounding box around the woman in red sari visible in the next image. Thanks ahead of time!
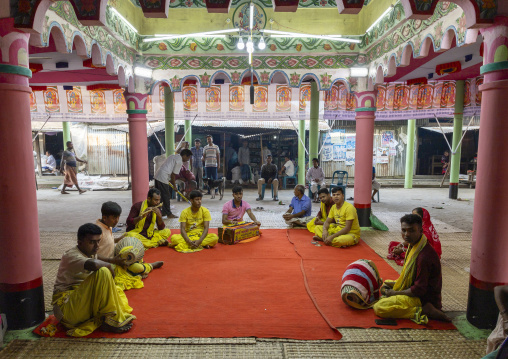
[387,207,442,266]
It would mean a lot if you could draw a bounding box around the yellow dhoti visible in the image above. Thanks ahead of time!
[170,229,219,253]
[306,218,321,234]
[373,295,428,324]
[125,228,171,249]
[315,224,359,247]
[52,267,136,337]
[114,261,153,291]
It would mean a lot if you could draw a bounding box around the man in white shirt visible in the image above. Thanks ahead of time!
[202,135,220,194]
[306,158,326,202]
[279,156,295,189]
[154,149,192,218]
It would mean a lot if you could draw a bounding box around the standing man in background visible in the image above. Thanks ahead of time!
[190,138,204,191]
[202,135,220,195]
[238,140,251,184]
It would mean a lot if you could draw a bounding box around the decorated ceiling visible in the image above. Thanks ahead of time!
[11,0,503,94]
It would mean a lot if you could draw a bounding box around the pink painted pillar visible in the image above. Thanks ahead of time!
[467,17,508,329]
[124,92,150,204]
[353,91,377,226]
[0,19,45,329]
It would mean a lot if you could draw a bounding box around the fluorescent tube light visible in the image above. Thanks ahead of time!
[134,67,152,78]
[249,3,254,30]
[350,67,368,77]
[366,5,394,33]
[110,7,138,33]
[269,35,360,43]
[145,28,239,42]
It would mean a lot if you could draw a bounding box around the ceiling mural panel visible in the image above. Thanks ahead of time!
[129,0,340,8]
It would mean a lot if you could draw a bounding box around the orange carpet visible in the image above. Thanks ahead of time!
[286,229,456,330]
[70,228,453,340]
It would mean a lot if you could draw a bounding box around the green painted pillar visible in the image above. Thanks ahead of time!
[185,119,192,144]
[449,80,464,199]
[62,121,71,146]
[164,88,174,156]
[309,81,319,161]
[404,119,416,189]
[298,119,306,185]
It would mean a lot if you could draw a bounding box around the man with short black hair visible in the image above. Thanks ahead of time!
[154,149,192,218]
[96,201,123,258]
[279,156,295,189]
[306,158,325,202]
[257,155,279,201]
[373,214,450,324]
[52,223,136,337]
[125,188,171,249]
[283,184,312,227]
[222,185,261,226]
[307,187,334,235]
[315,186,360,247]
[169,190,219,253]
[203,135,220,194]
[238,140,251,183]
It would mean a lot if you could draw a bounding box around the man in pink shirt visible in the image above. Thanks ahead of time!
[222,186,261,226]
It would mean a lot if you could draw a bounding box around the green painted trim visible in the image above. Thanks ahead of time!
[298,120,306,186]
[355,107,377,112]
[480,61,508,75]
[450,80,464,185]
[404,119,415,189]
[309,82,319,161]
[126,109,148,114]
[62,122,71,146]
[0,64,32,78]
[164,89,174,156]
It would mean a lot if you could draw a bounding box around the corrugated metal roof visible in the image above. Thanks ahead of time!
[421,126,480,134]
[189,120,330,131]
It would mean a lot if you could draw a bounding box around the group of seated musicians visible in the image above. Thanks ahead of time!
[53,182,451,338]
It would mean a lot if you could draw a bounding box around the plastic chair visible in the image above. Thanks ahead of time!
[282,165,298,189]
[261,183,274,199]
[329,170,348,198]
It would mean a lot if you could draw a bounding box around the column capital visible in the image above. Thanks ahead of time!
[354,90,377,112]
[0,19,31,86]
[480,16,508,83]
[124,91,148,114]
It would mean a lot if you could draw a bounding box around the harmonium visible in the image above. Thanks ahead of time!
[218,222,260,245]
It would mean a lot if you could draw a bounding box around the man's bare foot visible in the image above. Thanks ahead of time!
[157,239,169,246]
[79,190,86,194]
[167,214,178,219]
[313,235,323,242]
[203,245,212,249]
[61,191,70,194]
[422,303,452,322]
[100,322,133,333]
[151,261,164,269]
[141,274,149,279]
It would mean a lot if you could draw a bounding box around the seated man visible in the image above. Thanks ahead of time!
[222,185,261,226]
[170,190,219,253]
[307,188,334,235]
[485,285,508,358]
[278,156,295,189]
[256,154,279,201]
[283,184,312,228]
[96,201,163,290]
[52,223,136,337]
[373,214,451,324]
[314,187,360,247]
[306,158,326,202]
[125,188,171,249]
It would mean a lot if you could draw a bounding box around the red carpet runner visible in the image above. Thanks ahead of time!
[79,229,453,339]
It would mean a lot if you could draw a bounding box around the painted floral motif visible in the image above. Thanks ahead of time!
[323,44,331,51]
[217,44,224,51]
[190,43,197,51]
[171,75,181,90]
[290,72,300,87]
[260,71,270,83]
[231,71,241,83]
[434,21,443,47]
[200,72,211,87]
[320,73,332,89]
[159,42,168,51]
[296,44,302,52]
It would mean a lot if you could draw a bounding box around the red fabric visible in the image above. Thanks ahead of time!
[421,208,442,258]
[286,230,454,330]
[387,241,406,266]
[51,229,453,339]
[175,166,195,181]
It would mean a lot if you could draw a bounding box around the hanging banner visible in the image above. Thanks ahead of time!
[30,92,37,112]
[66,86,83,113]
[229,85,244,112]
[90,90,106,114]
[183,85,198,112]
[113,89,127,113]
[299,84,311,111]
[43,86,60,113]
[253,85,268,112]
[276,85,291,112]
[206,85,221,112]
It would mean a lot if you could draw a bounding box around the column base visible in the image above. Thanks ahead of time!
[449,183,458,199]
[466,282,499,329]
[355,206,371,227]
[0,283,45,330]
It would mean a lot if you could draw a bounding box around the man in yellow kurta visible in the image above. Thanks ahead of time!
[52,223,136,337]
[170,190,219,253]
[125,188,171,249]
[315,186,361,247]
[307,187,335,235]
